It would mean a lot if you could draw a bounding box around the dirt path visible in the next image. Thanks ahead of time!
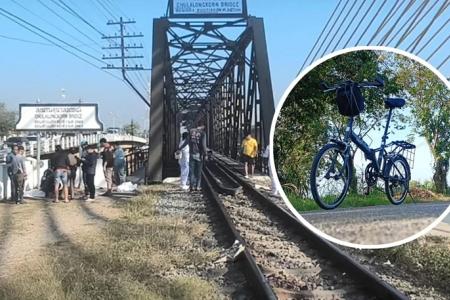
[0,200,56,280]
[0,196,121,281]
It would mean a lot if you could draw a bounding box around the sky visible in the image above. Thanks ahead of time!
[0,0,449,181]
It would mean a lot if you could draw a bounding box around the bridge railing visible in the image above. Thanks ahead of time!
[125,147,149,176]
[1,133,147,157]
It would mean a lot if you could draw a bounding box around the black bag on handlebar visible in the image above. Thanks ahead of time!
[335,83,365,117]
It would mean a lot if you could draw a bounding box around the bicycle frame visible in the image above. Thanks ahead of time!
[341,108,394,173]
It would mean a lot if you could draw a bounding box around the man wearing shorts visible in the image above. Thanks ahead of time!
[241,133,258,178]
[51,145,70,203]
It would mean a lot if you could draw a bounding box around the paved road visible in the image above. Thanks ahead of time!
[300,202,450,245]
[444,212,450,224]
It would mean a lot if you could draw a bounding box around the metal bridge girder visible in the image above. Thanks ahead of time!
[148,15,274,182]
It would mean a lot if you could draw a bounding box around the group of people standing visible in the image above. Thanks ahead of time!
[5,138,127,204]
[175,122,278,196]
[51,138,126,203]
[177,122,208,191]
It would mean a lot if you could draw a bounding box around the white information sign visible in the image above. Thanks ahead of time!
[173,0,244,15]
[16,104,103,131]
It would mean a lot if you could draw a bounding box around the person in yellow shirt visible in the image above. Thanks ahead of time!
[241,133,258,178]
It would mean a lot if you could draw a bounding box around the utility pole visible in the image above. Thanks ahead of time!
[102,17,150,107]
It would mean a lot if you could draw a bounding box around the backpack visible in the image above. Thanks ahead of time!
[189,129,204,155]
[335,83,365,117]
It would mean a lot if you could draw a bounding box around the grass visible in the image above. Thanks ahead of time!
[288,189,417,212]
[365,236,450,295]
[0,189,221,300]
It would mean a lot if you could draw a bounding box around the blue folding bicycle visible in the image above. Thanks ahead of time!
[309,77,415,210]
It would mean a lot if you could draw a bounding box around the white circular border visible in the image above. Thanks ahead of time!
[269,45,450,249]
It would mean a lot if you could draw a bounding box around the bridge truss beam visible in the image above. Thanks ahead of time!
[148,16,274,182]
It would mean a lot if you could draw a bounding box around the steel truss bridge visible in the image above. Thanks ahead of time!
[148,2,275,182]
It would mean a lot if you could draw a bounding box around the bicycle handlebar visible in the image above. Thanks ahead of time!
[320,77,385,93]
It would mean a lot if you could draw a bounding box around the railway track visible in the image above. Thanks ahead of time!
[202,157,408,300]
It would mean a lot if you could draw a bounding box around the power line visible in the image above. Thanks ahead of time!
[36,0,102,49]
[310,0,348,64]
[0,8,106,66]
[0,33,52,46]
[105,0,129,20]
[2,4,150,103]
[103,17,150,107]
[397,0,440,47]
[343,0,375,48]
[367,0,405,45]
[0,8,122,82]
[97,0,150,94]
[56,0,106,37]
[321,0,356,57]
[55,0,133,63]
[57,0,149,90]
[355,0,388,45]
[299,0,343,72]
[95,0,117,21]
[407,0,449,53]
[9,0,102,55]
[426,34,450,61]
[377,0,415,45]
[390,0,431,47]
[52,0,148,91]
[332,0,366,51]
[437,54,449,69]
[416,17,450,54]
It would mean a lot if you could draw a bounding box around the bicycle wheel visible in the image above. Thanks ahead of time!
[310,143,352,209]
[384,155,410,205]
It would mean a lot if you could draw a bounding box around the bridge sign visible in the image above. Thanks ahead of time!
[16,103,103,131]
[169,0,247,18]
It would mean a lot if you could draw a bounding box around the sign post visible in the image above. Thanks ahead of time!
[36,133,41,188]
[16,103,103,131]
[15,103,103,188]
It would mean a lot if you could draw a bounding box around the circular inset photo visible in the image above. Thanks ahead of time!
[271,46,450,248]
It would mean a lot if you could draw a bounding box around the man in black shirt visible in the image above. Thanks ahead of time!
[101,143,114,196]
[83,145,98,201]
[51,145,70,203]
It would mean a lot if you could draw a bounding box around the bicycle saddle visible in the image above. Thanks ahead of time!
[384,98,405,109]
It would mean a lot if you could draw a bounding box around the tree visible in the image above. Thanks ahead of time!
[123,120,141,136]
[0,103,16,137]
[274,50,402,196]
[396,58,450,193]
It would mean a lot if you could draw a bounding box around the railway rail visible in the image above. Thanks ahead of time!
[202,156,408,300]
